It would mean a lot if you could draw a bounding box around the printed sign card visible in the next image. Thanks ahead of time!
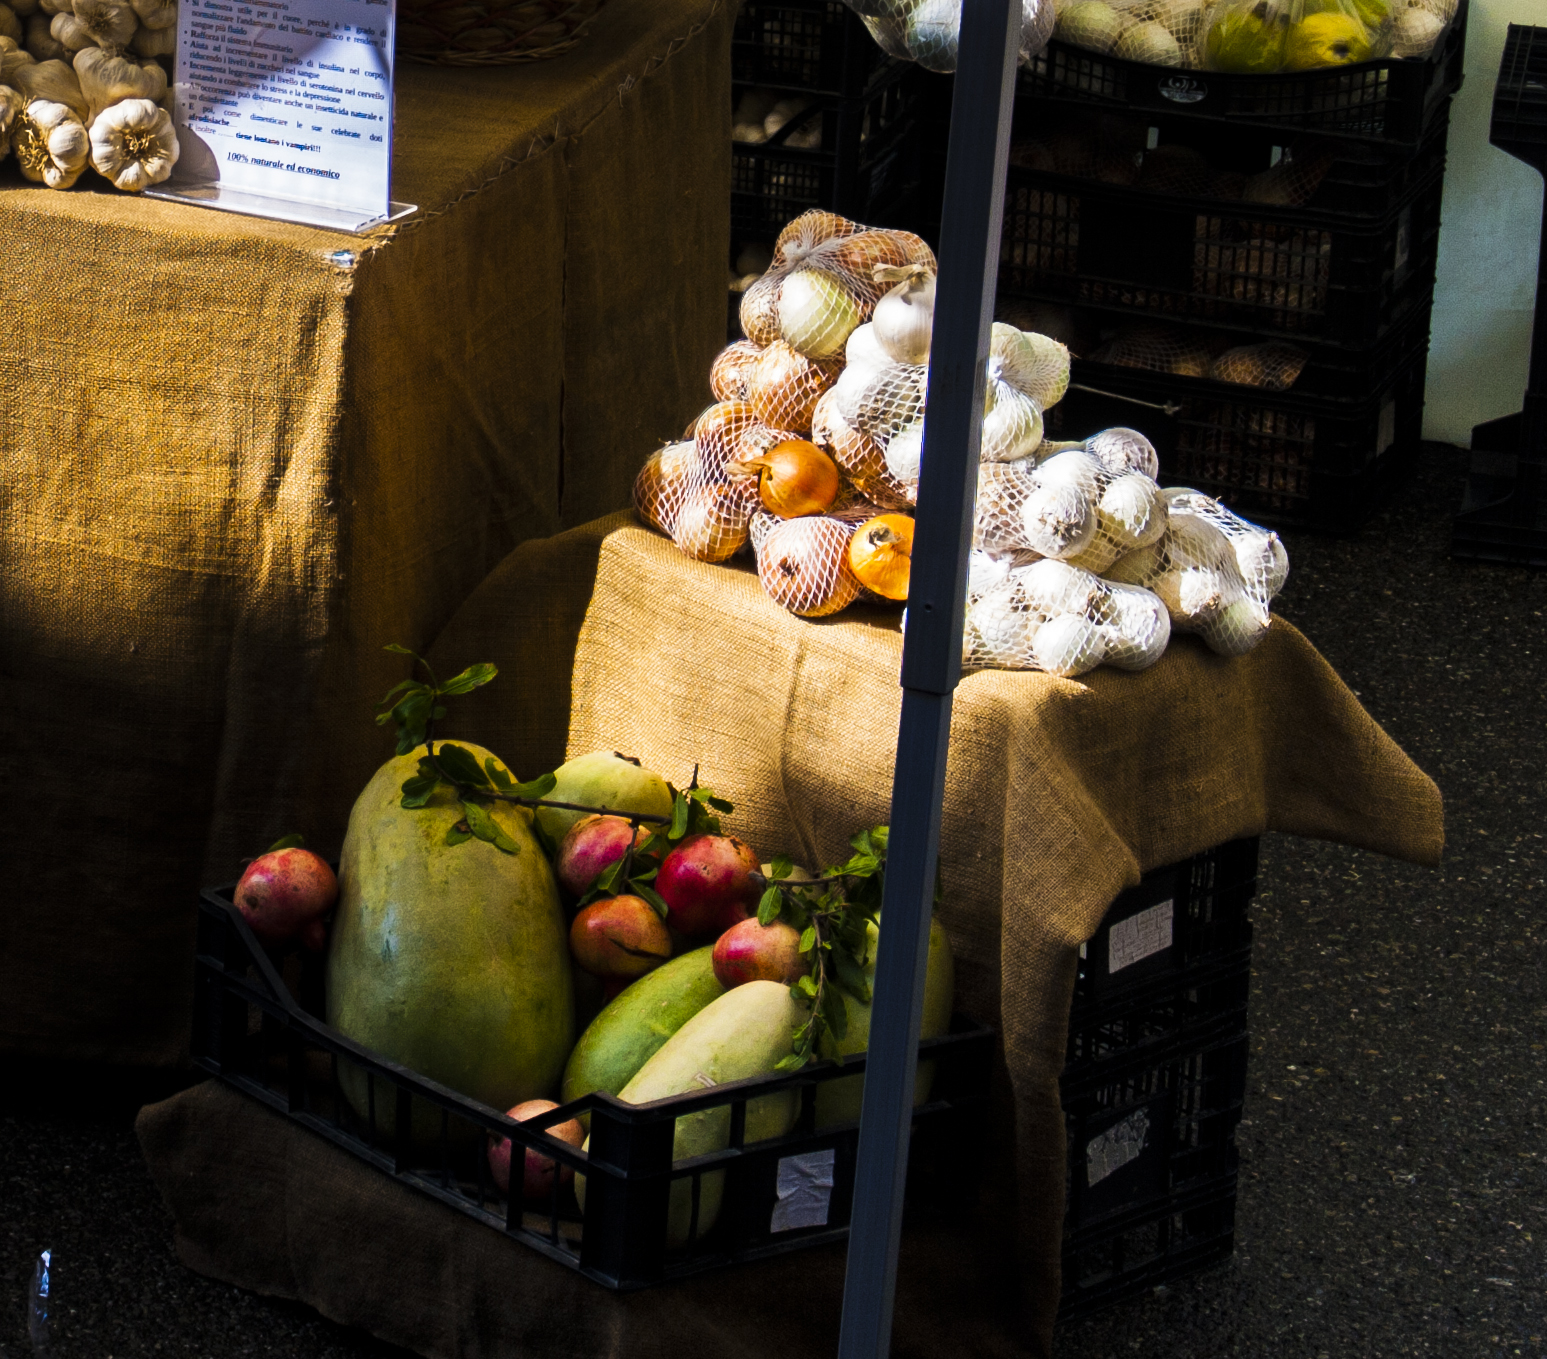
[149,0,414,232]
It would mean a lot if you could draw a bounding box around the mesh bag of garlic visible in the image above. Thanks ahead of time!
[633,207,1290,676]
[843,0,1055,74]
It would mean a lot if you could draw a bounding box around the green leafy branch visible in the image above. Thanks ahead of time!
[761,826,891,1071]
[375,647,728,880]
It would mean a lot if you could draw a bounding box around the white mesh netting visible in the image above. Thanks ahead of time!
[845,0,1056,74]
[633,209,1288,678]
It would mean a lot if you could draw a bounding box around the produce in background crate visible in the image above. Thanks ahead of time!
[847,0,1055,73]
[234,841,338,950]
[487,1099,584,1204]
[1040,0,1453,68]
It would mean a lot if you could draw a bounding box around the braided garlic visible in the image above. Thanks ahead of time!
[88,94,176,190]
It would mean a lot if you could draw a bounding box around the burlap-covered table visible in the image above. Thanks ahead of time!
[0,1,730,1069]
[138,513,1443,1357]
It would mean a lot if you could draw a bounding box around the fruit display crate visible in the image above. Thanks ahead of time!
[998,156,1444,348]
[731,65,923,243]
[732,0,896,100]
[192,886,994,1290]
[1018,0,1466,148]
[1060,844,1258,1319]
[1046,332,1429,531]
[1009,94,1452,226]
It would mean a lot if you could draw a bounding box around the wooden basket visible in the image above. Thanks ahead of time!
[396,0,605,66]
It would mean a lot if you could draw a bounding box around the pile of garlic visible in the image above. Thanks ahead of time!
[0,0,178,193]
[633,207,1290,677]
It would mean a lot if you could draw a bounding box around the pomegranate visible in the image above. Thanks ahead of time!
[655,834,761,938]
[487,1099,585,1204]
[568,896,672,979]
[234,848,338,946]
[712,917,809,988]
[555,814,650,898]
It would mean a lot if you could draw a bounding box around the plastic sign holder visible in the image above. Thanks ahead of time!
[836,2,1021,1355]
[147,0,414,232]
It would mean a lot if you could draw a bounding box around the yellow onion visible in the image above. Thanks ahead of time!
[711,340,763,402]
[633,441,697,534]
[746,340,841,433]
[757,515,862,617]
[730,438,839,519]
[673,482,756,563]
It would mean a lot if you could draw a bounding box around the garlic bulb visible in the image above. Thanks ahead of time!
[968,578,1042,666]
[23,13,57,57]
[1200,593,1270,656]
[89,95,176,190]
[14,95,86,185]
[73,0,134,46]
[1034,447,1103,500]
[128,0,175,25]
[1020,478,1097,559]
[1018,558,1103,616]
[1099,582,1171,672]
[1085,426,1159,479]
[3,46,33,79]
[883,421,924,496]
[843,321,892,376]
[979,378,1043,462]
[1152,565,1228,625]
[9,0,35,15]
[37,0,69,14]
[75,45,163,121]
[0,80,21,154]
[0,4,20,42]
[778,267,862,360]
[128,20,172,54]
[1097,472,1166,551]
[1033,612,1107,678]
[990,323,1070,407]
[14,55,85,116]
[870,263,935,365]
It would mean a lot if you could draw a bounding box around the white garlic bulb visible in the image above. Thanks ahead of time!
[843,322,892,377]
[1033,612,1108,677]
[871,264,935,365]
[14,94,85,185]
[0,80,20,154]
[979,379,1044,462]
[74,44,163,120]
[128,21,172,54]
[89,95,177,190]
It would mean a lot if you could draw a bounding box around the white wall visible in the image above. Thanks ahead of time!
[1425,0,1547,445]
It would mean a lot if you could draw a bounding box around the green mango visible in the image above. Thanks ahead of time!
[533,750,674,846]
[327,745,574,1142]
[814,916,955,1130]
[577,980,804,1244]
[561,947,726,1131]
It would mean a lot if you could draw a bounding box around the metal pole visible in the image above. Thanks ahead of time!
[836,4,1021,1356]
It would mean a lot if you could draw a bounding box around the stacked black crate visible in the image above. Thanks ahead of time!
[1060,839,1260,1317]
[993,10,1467,532]
[728,2,927,338]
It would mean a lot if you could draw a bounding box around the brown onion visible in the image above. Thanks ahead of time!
[732,439,840,520]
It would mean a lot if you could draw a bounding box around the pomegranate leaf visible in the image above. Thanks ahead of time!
[434,743,489,789]
[266,833,305,851]
[799,925,817,954]
[461,800,519,855]
[399,775,440,809]
[445,822,473,847]
[632,882,670,919]
[757,887,782,926]
[668,793,690,840]
[768,855,793,882]
[820,982,848,1043]
[439,662,498,696]
[506,771,558,800]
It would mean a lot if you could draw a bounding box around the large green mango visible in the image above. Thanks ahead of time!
[327,745,574,1137]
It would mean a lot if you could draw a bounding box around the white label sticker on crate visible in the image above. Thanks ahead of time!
[770,1148,836,1233]
[1086,1109,1151,1187]
[1108,899,1174,975]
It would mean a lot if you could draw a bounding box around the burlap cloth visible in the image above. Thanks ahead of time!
[138,513,1443,1358]
[0,0,731,1068]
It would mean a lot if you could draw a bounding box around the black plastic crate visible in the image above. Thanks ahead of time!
[1072,838,1258,1015]
[731,67,923,242]
[733,0,894,99]
[1008,95,1451,225]
[1047,336,1429,531]
[193,886,993,1290]
[1059,844,1258,1319]
[1019,0,1466,148]
[998,162,1443,347]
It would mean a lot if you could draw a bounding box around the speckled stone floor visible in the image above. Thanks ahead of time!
[2,443,1541,1358]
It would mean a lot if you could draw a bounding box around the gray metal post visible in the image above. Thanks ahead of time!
[835,3,1021,1356]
